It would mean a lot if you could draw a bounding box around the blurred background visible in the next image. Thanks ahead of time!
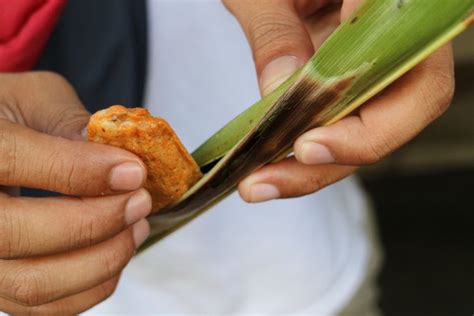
[360,27,474,316]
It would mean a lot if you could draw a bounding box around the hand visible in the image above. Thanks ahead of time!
[225,0,455,202]
[0,72,151,314]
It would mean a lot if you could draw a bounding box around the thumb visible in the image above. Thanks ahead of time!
[224,0,314,96]
[44,102,90,141]
[4,71,91,140]
[341,0,365,21]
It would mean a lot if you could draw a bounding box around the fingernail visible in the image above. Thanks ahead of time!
[81,127,88,140]
[299,141,334,165]
[68,127,88,141]
[132,219,150,248]
[109,162,145,191]
[249,183,280,203]
[260,56,302,96]
[125,189,152,225]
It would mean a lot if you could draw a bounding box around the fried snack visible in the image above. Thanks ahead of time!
[87,105,202,212]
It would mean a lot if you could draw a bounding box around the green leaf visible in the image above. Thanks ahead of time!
[139,0,473,253]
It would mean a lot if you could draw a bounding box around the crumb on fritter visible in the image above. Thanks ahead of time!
[87,105,202,212]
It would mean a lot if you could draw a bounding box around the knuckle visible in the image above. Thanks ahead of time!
[98,278,119,301]
[360,136,392,165]
[0,201,32,258]
[2,267,52,307]
[0,92,22,124]
[426,70,455,121]
[64,143,109,195]
[100,245,132,280]
[62,152,82,194]
[67,198,112,249]
[40,151,63,193]
[0,202,13,258]
[43,146,84,194]
[305,172,328,193]
[0,126,19,184]
[68,211,96,249]
[345,119,390,165]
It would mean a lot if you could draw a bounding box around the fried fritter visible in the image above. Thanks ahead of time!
[87,105,202,212]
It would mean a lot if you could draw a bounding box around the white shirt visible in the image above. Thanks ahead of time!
[89,1,374,314]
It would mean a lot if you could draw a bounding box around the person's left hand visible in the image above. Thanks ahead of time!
[224,0,455,202]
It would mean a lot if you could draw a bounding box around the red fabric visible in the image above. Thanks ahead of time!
[0,0,66,71]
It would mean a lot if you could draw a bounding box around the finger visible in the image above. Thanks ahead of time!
[238,157,356,202]
[0,219,149,307]
[0,71,91,140]
[224,0,315,95]
[340,0,364,21]
[0,119,147,195]
[294,45,454,166]
[294,0,332,17]
[304,3,341,51]
[0,189,151,259]
[0,276,120,315]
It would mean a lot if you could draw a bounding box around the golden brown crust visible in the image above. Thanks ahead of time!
[87,105,202,212]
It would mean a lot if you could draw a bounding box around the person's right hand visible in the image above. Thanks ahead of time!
[0,71,151,315]
[226,0,455,203]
